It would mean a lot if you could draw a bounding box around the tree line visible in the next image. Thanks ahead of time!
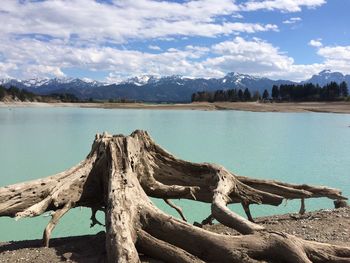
[0,86,37,101]
[191,81,349,102]
[191,88,265,102]
[0,85,80,103]
[271,81,348,101]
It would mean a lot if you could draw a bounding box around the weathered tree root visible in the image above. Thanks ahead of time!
[164,199,187,221]
[0,130,349,262]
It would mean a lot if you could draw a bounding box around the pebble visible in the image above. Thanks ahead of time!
[62,252,73,260]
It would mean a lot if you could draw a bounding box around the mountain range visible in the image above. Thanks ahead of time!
[1,70,349,102]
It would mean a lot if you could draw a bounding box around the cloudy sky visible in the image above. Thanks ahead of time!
[0,0,349,82]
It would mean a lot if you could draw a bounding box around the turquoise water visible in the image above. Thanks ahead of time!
[0,107,349,241]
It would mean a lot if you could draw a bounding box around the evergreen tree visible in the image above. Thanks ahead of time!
[227,89,237,101]
[340,81,349,97]
[214,90,226,101]
[243,88,251,101]
[262,89,269,100]
[191,93,196,102]
[279,85,290,100]
[0,86,5,100]
[238,89,243,101]
[191,81,348,103]
[271,85,279,100]
[324,82,340,100]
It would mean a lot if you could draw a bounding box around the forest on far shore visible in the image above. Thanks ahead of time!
[1,81,349,104]
[0,85,81,103]
[191,81,349,103]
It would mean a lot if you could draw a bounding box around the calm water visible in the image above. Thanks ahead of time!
[0,107,349,241]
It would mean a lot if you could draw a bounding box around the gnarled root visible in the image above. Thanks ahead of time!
[136,230,204,263]
[164,199,187,221]
[43,202,73,247]
[0,130,348,262]
[139,206,350,263]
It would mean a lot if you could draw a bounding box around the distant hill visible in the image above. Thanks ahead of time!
[1,71,349,102]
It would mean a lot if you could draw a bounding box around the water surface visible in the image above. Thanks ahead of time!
[0,107,349,241]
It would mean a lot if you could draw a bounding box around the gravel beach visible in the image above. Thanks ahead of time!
[1,207,349,262]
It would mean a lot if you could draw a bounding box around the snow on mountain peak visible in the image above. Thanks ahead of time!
[223,72,260,85]
[314,70,344,79]
[123,75,160,86]
[0,78,16,85]
[22,78,51,87]
[319,69,332,75]
[0,77,107,89]
[303,70,347,86]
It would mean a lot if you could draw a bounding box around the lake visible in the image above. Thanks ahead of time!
[0,106,349,241]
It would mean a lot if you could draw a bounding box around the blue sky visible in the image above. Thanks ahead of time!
[0,0,349,82]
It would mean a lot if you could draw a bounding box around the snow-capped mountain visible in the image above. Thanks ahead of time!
[22,78,51,87]
[95,73,293,101]
[222,72,260,86]
[303,70,350,86]
[218,72,289,91]
[0,77,106,96]
[122,75,160,86]
[0,71,348,102]
[0,78,27,89]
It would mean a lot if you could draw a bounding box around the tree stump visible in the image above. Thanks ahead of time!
[0,130,349,263]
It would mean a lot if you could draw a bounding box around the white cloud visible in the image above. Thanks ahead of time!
[316,44,350,73]
[232,13,244,19]
[0,37,215,79]
[148,45,161,51]
[0,1,345,82]
[24,65,66,78]
[240,0,326,12]
[0,62,18,78]
[106,73,126,84]
[2,35,349,82]
[0,0,277,44]
[206,37,350,81]
[318,45,350,61]
[283,17,302,24]
[309,39,323,47]
[205,37,323,81]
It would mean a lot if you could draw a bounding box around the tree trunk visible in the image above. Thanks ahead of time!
[0,130,349,262]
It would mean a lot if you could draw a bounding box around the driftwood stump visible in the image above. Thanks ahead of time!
[0,130,349,262]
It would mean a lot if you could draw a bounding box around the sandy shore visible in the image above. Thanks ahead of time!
[93,101,350,113]
[1,101,350,113]
[0,207,349,262]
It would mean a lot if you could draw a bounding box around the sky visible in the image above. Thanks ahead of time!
[0,0,349,82]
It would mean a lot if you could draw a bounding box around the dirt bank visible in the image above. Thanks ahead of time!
[1,101,350,113]
[82,101,350,113]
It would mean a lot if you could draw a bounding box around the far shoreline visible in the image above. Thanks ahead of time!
[1,101,350,114]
